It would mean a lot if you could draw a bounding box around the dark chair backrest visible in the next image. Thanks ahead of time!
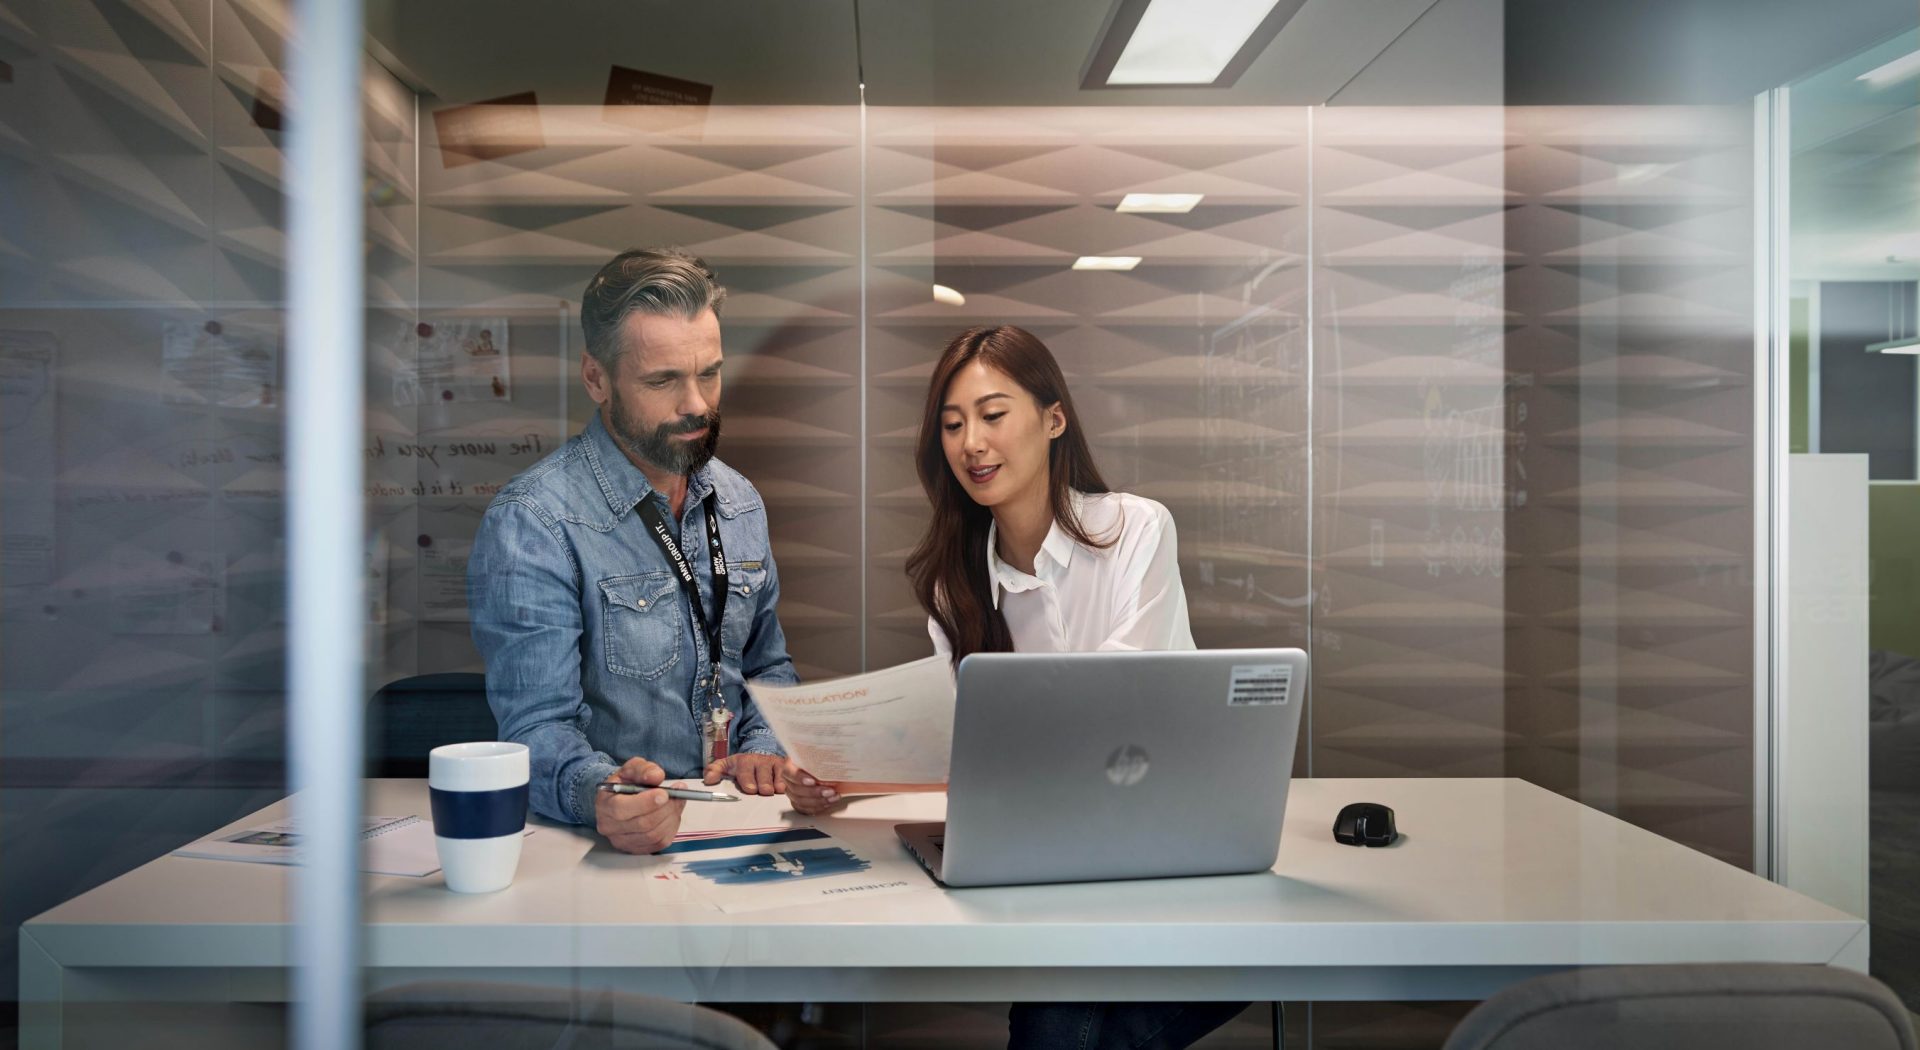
[365,672,496,778]
[366,979,778,1050]
[1443,964,1917,1050]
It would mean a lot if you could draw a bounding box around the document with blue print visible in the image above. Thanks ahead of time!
[744,655,956,792]
[650,825,924,914]
[173,815,443,876]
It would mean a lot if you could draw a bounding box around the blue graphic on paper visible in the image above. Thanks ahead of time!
[682,847,872,886]
[658,827,828,855]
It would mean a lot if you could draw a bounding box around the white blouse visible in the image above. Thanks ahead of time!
[929,490,1195,658]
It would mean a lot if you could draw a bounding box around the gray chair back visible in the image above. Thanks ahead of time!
[365,672,496,778]
[366,980,778,1050]
[1444,964,1917,1050]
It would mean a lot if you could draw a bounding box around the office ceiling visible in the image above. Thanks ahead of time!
[364,0,1913,109]
[1789,32,1920,282]
[364,0,1458,107]
[362,0,1918,283]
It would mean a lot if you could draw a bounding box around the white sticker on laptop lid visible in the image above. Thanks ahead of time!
[1228,664,1293,706]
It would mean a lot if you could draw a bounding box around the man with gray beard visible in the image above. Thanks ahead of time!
[468,247,832,855]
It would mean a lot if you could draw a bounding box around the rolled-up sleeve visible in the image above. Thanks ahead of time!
[468,497,617,825]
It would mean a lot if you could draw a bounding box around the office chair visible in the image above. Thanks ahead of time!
[1442,964,1917,1050]
[365,672,497,778]
[365,980,778,1050]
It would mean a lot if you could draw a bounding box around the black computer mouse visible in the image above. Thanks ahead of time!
[1333,802,1397,847]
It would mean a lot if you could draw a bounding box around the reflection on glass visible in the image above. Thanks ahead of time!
[6,1,1916,1046]
[1789,26,1920,1023]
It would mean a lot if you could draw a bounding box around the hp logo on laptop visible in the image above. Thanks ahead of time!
[1105,745,1150,787]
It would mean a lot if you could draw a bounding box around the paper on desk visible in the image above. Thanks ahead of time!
[642,824,791,905]
[650,827,923,914]
[168,814,532,877]
[745,655,954,792]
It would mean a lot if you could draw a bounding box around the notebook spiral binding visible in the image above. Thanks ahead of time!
[363,815,425,838]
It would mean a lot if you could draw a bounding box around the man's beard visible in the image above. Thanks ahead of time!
[607,390,721,476]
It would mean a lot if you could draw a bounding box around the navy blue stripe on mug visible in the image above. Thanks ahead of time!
[429,784,528,840]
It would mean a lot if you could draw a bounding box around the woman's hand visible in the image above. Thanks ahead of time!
[782,761,841,815]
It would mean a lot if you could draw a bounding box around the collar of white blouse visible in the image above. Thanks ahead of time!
[983,490,1109,610]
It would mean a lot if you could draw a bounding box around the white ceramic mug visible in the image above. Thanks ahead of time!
[427,741,529,893]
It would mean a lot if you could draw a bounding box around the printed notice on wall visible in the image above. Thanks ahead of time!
[745,656,955,792]
[110,546,226,635]
[417,537,472,622]
[416,503,487,623]
[366,530,390,626]
[162,321,278,408]
[603,65,712,134]
[1,330,57,588]
[393,318,512,406]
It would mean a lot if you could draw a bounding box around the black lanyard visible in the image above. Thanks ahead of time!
[635,490,728,698]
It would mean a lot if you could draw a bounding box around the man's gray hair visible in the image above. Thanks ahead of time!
[580,247,727,374]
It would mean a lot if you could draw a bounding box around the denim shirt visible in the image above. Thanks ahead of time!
[467,412,797,826]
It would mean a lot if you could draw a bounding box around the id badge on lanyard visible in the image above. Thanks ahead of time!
[703,668,732,763]
[635,489,733,765]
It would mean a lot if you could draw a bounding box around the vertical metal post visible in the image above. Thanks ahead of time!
[287,1,366,1047]
[858,80,869,672]
[1753,87,1789,880]
[1808,283,1821,453]
[855,0,870,672]
[1303,105,1314,778]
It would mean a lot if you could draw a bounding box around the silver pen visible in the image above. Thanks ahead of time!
[598,783,740,802]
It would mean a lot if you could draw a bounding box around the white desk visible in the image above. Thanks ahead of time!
[20,777,1866,1049]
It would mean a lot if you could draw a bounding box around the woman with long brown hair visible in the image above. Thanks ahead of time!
[907,324,1194,664]
[905,325,1234,1050]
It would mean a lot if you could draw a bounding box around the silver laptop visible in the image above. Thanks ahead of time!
[896,648,1307,888]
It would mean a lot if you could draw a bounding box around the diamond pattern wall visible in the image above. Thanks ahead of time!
[1506,105,1756,866]
[864,106,1311,674]
[409,103,861,680]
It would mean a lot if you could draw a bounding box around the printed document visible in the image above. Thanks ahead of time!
[650,827,925,914]
[172,814,529,877]
[745,655,955,792]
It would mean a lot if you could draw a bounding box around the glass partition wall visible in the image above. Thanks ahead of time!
[0,0,405,1044]
[1786,26,1920,1020]
[3,1,1913,1047]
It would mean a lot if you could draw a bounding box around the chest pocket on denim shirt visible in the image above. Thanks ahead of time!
[720,560,767,658]
[599,571,683,681]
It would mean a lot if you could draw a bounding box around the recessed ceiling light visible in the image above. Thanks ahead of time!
[932,284,966,306]
[1117,193,1204,213]
[1073,256,1143,271]
[1082,0,1308,88]
[1858,49,1920,87]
